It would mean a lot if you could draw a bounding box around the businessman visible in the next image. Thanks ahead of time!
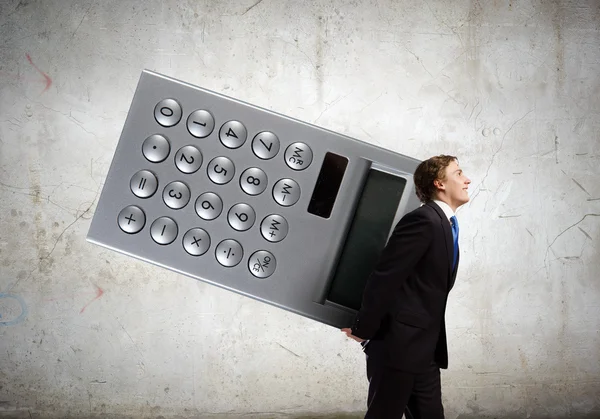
[342,155,471,418]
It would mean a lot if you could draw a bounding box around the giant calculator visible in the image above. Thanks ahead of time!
[87,70,421,328]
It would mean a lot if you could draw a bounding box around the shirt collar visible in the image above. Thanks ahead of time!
[432,199,455,222]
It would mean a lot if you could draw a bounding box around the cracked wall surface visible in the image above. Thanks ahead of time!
[0,0,599,418]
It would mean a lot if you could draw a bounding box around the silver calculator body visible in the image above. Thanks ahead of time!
[87,70,421,328]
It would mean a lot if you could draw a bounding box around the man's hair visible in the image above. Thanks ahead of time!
[413,155,458,203]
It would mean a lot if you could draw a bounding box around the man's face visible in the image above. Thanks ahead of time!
[436,160,471,210]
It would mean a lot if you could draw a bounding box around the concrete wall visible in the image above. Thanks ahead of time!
[1,0,599,418]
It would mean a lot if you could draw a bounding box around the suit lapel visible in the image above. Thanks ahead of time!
[427,202,454,288]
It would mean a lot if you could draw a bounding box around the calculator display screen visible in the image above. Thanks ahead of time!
[308,152,349,218]
[326,169,407,311]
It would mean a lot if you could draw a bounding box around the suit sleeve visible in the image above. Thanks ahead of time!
[350,209,433,340]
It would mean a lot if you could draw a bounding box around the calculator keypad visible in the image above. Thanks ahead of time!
[118,98,316,278]
[207,156,235,185]
[272,178,301,206]
[187,109,215,138]
[195,192,223,220]
[260,214,288,243]
[248,250,276,278]
[150,216,178,245]
[239,167,267,196]
[118,206,146,234]
[130,170,158,199]
[163,181,191,210]
[284,142,313,171]
[183,228,210,256]
[219,120,247,149]
[227,203,256,232]
[251,131,280,160]
[142,134,170,163]
[174,145,203,174]
[216,239,243,267]
[154,99,182,127]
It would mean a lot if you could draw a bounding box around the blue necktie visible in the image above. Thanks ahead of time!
[450,215,459,272]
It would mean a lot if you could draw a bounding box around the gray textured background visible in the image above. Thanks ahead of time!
[1,0,599,418]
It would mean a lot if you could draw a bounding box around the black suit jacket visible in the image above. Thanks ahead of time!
[350,201,459,373]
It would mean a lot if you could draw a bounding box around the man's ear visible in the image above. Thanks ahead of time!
[433,179,444,191]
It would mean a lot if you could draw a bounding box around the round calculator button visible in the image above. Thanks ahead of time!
[273,178,301,206]
[251,131,280,160]
[227,203,256,232]
[285,142,313,171]
[195,192,223,220]
[142,134,171,163]
[240,167,268,196]
[163,181,191,210]
[219,120,247,149]
[130,170,158,199]
[187,109,215,138]
[215,239,243,267]
[175,145,203,174]
[260,214,289,243]
[150,217,178,245]
[248,250,276,278]
[207,156,235,185]
[183,228,210,256]
[118,205,146,234]
[154,99,182,127]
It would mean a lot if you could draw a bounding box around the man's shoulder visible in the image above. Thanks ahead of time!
[390,203,439,236]
[392,204,439,231]
[403,203,438,220]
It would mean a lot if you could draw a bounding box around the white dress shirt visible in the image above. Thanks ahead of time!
[432,199,455,224]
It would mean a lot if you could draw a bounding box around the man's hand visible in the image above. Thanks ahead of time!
[341,328,365,343]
